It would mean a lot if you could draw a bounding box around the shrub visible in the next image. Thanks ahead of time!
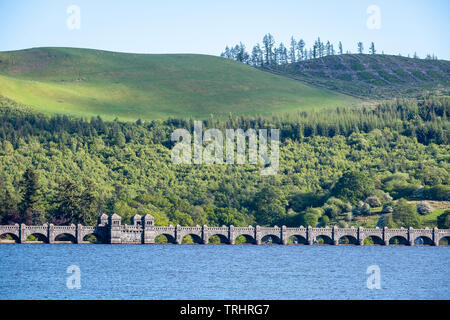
[305,207,324,216]
[383,193,393,202]
[303,212,319,227]
[377,213,396,228]
[352,201,371,216]
[325,197,353,215]
[371,189,392,203]
[365,195,382,208]
[381,204,393,214]
[392,199,421,228]
[416,201,434,215]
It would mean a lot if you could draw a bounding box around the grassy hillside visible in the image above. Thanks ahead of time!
[266,54,450,98]
[0,47,356,120]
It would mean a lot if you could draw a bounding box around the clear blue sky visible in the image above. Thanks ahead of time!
[0,0,449,59]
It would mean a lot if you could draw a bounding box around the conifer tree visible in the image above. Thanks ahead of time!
[289,36,297,63]
[369,42,376,54]
[19,168,42,222]
[297,39,305,61]
[357,42,364,54]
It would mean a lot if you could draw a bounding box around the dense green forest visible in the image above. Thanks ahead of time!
[0,95,449,229]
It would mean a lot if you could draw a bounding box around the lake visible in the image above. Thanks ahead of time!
[0,244,448,300]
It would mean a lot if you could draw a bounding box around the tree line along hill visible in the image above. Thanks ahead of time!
[221,34,450,99]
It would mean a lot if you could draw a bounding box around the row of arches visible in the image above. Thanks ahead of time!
[154,233,450,246]
[0,232,103,243]
[2,232,449,245]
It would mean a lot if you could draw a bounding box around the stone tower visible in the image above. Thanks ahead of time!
[98,213,108,226]
[109,213,122,244]
[142,214,155,244]
[142,214,155,227]
[131,214,142,226]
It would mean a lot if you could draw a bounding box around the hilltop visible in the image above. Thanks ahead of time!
[0,47,356,120]
[265,54,450,98]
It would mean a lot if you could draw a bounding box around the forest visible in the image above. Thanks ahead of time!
[0,95,449,230]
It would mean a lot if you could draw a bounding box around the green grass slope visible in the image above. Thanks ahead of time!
[0,47,356,120]
[266,54,450,99]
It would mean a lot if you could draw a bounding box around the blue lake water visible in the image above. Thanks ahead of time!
[0,244,449,300]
